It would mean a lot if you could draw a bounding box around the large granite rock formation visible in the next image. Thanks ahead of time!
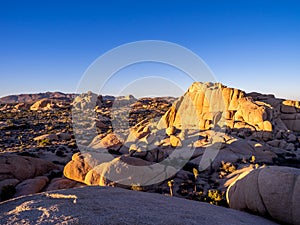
[157,82,298,133]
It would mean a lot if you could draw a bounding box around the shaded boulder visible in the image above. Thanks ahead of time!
[46,178,81,191]
[0,154,58,182]
[14,176,49,197]
[226,166,300,225]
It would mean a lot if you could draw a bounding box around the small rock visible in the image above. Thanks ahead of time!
[287,133,297,143]
[34,134,58,142]
[170,135,182,147]
[166,126,176,136]
[46,178,79,191]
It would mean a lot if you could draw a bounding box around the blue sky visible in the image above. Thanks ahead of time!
[0,0,300,99]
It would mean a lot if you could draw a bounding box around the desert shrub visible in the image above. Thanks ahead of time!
[220,161,236,174]
[194,189,228,207]
[131,184,144,191]
[1,185,16,201]
[207,189,224,204]
[38,138,51,147]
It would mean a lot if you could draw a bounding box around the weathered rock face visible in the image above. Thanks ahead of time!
[0,186,279,225]
[158,82,300,133]
[247,93,300,132]
[279,100,300,131]
[226,166,300,225]
[158,82,268,131]
[190,138,277,171]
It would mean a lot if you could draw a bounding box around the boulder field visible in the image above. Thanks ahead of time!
[63,82,300,224]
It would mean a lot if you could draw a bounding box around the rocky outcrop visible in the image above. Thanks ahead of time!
[157,82,272,131]
[158,82,300,134]
[30,98,62,111]
[247,93,300,132]
[0,186,279,225]
[226,166,300,225]
[71,91,101,111]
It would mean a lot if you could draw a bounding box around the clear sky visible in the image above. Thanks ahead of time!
[0,0,299,99]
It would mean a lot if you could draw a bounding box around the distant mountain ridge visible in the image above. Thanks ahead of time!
[0,92,77,104]
[0,92,177,104]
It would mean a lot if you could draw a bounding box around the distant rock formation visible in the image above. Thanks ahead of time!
[29,98,60,111]
[0,92,76,104]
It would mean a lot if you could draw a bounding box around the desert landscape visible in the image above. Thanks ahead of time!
[0,82,299,224]
[1,1,300,224]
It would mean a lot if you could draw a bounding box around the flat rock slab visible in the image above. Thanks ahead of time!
[0,186,278,225]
